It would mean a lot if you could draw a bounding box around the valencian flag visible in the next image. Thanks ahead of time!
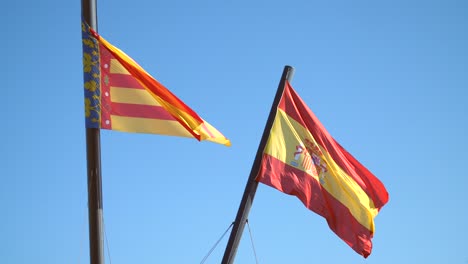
[81,21,230,146]
[256,81,388,257]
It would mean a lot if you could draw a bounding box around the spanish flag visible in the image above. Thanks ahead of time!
[256,81,388,257]
[81,21,230,146]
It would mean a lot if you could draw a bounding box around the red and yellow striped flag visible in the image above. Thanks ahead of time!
[82,21,230,146]
[256,81,388,257]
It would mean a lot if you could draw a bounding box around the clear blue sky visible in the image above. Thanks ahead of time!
[2,0,467,263]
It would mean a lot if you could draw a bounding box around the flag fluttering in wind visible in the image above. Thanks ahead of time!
[256,81,388,257]
[81,21,230,146]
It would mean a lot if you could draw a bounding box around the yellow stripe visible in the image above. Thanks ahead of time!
[111,115,194,137]
[197,120,232,146]
[110,87,160,106]
[110,58,130,74]
[265,109,378,231]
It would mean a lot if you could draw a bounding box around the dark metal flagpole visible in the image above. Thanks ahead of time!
[221,65,295,264]
[82,0,105,264]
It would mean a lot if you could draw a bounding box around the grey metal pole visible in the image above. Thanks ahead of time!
[81,0,105,263]
[221,65,295,264]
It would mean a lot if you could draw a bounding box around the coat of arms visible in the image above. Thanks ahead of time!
[290,138,328,183]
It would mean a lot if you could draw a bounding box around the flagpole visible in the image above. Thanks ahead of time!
[221,65,295,264]
[82,0,105,264]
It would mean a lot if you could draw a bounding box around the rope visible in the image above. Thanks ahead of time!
[199,222,234,264]
[77,207,88,264]
[246,220,259,264]
[102,215,113,264]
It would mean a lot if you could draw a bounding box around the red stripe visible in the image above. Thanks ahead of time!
[110,102,176,120]
[100,42,112,129]
[257,154,373,258]
[109,73,145,90]
[278,81,389,209]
